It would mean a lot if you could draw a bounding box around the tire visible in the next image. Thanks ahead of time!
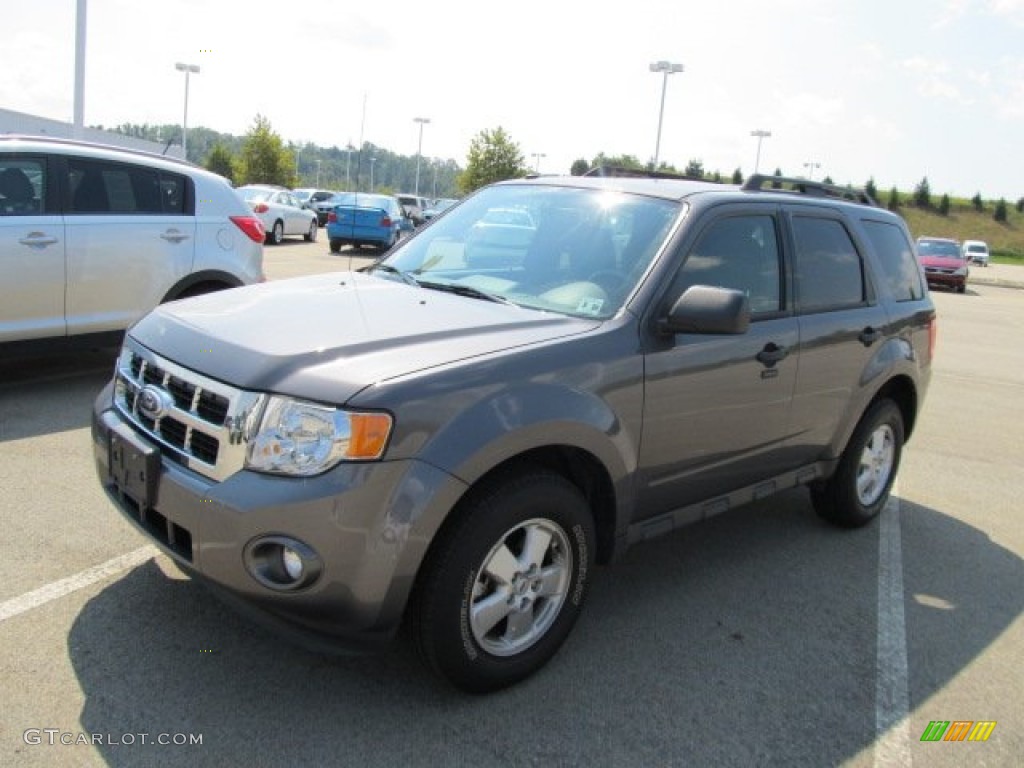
[956,283,967,294]
[329,238,342,253]
[266,220,284,245]
[379,229,398,253]
[411,468,595,693]
[303,219,317,243]
[812,399,904,528]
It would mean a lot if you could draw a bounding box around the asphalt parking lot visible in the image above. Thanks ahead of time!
[1,241,1022,767]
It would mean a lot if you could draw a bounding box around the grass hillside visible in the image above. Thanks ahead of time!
[896,200,1024,261]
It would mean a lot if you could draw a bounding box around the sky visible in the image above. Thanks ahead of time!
[3,0,1023,200]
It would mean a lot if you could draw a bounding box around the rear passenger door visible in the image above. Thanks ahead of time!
[0,154,66,342]
[637,208,800,517]
[63,157,196,336]
[784,206,890,463]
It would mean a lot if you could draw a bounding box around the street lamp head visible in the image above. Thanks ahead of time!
[175,62,200,74]
[413,117,431,125]
[649,60,684,74]
[750,129,772,138]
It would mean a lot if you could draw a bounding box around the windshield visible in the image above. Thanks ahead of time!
[293,190,312,201]
[239,187,272,202]
[378,183,680,319]
[966,244,987,253]
[917,239,962,258]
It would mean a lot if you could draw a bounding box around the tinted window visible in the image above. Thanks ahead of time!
[792,216,865,312]
[0,157,45,215]
[861,220,925,301]
[68,159,186,215]
[675,215,782,315]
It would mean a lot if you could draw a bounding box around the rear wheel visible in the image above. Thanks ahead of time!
[812,399,903,527]
[411,468,595,693]
[303,219,317,243]
[329,238,343,253]
[266,220,284,245]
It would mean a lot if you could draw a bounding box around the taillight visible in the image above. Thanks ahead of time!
[230,215,266,243]
[328,212,338,223]
[253,203,269,214]
[380,216,392,227]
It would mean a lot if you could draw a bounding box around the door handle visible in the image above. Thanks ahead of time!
[160,229,190,243]
[18,232,59,247]
[859,327,882,347]
[756,342,788,367]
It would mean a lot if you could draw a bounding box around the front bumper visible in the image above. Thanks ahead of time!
[924,270,967,290]
[92,382,465,651]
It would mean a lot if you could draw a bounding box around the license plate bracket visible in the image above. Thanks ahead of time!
[109,424,159,510]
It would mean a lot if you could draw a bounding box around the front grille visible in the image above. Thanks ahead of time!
[113,339,265,482]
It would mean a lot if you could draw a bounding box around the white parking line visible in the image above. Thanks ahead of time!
[874,489,911,767]
[0,546,157,623]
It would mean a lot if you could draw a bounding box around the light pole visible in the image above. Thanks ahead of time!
[369,157,376,192]
[649,60,683,169]
[531,152,547,173]
[174,62,200,159]
[413,117,431,196]
[345,142,352,190]
[803,161,821,180]
[750,129,771,174]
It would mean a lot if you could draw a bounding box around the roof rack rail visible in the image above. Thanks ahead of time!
[0,133,197,168]
[583,165,710,182]
[742,174,879,207]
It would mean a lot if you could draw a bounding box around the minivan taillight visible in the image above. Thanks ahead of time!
[328,212,338,223]
[230,215,266,244]
[380,216,392,227]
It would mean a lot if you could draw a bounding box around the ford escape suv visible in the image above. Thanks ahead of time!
[1,135,265,353]
[93,171,935,692]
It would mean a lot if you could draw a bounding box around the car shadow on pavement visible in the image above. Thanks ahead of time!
[0,350,116,441]
[67,490,1022,767]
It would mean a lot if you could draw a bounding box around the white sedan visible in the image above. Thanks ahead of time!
[237,185,318,245]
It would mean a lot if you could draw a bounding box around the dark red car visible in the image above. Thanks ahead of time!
[917,236,969,293]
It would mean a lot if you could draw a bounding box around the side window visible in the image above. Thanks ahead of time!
[674,215,782,315]
[860,220,925,301]
[791,216,865,313]
[0,157,45,215]
[159,173,186,214]
[68,159,163,214]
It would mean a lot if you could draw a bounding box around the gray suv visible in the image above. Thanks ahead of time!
[92,171,935,692]
[1,135,264,352]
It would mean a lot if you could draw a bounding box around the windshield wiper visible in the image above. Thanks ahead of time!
[364,262,420,287]
[416,280,516,306]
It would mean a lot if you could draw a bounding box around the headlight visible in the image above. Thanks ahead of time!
[246,396,392,476]
[954,266,969,276]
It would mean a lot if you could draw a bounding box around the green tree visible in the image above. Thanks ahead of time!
[457,127,526,194]
[913,177,932,208]
[887,186,901,211]
[731,168,743,184]
[822,175,834,185]
[865,177,878,201]
[236,115,297,187]
[570,158,590,176]
[1016,197,1024,213]
[684,159,704,178]
[971,192,984,212]
[204,143,236,183]
[994,198,1008,223]
[938,193,951,216]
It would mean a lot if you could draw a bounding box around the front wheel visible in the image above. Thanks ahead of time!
[411,468,595,693]
[812,399,904,527]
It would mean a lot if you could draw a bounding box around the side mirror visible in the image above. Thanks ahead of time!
[659,285,750,335]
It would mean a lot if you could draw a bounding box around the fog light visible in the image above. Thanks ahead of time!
[281,546,303,581]
[243,536,322,591]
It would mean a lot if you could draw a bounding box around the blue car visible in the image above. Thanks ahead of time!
[326,193,413,253]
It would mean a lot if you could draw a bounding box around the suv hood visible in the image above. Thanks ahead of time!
[129,271,599,403]
[920,255,965,269]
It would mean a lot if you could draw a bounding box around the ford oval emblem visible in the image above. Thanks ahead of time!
[137,384,173,420]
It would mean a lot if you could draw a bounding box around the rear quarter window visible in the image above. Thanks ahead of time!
[861,219,926,302]
[791,216,866,313]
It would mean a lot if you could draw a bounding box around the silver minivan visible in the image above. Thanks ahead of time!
[0,135,265,350]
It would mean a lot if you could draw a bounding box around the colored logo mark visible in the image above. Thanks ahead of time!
[920,720,997,742]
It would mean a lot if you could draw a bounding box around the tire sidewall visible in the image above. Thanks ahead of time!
[421,472,595,693]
